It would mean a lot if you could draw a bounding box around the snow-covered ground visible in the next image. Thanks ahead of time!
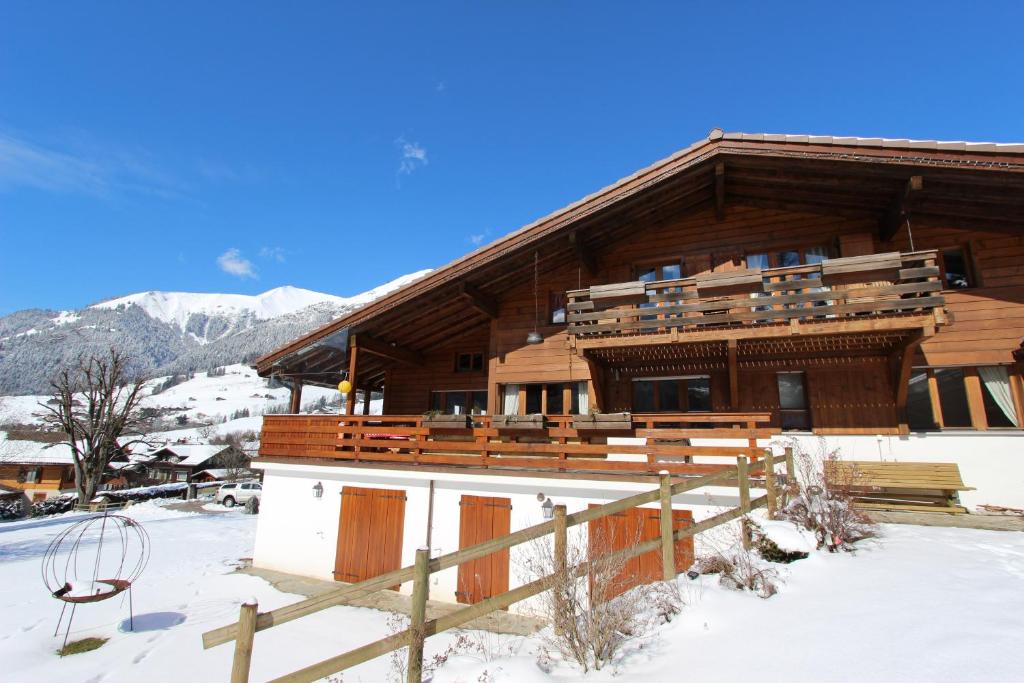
[0,364,340,428]
[2,506,1022,683]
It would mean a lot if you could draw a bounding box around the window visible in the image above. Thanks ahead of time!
[549,291,566,324]
[632,376,711,413]
[939,247,973,289]
[635,261,683,282]
[501,382,588,415]
[777,372,810,431]
[174,471,188,482]
[430,390,488,415]
[745,246,831,269]
[979,366,1019,428]
[455,352,484,373]
[24,468,40,483]
[934,368,971,428]
[907,370,938,431]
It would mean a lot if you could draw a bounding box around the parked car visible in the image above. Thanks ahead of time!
[216,481,262,508]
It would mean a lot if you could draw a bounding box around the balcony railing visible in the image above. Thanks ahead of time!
[566,250,945,340]
[259,412,774,476]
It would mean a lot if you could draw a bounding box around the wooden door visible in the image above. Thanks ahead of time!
[456,495,512,604]
[588,505,694,600]
[334,486,406,584]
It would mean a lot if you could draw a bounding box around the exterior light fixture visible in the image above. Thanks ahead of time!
[312,481,324,498]
[541,497,554,519]
[526,331,543,345]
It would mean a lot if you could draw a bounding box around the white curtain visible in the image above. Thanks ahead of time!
[978,366,1019,427]
[502,384,520,415]
[576,381,589,415]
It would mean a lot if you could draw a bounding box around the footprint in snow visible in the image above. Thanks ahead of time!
[133,650,149,664]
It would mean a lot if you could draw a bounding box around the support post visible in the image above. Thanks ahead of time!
[727,339,739,410]
[407,547,430,683]
[764,448,778,518]
[345,340,359,416]
[553,504,568,635]
[289,379,303,414]
[737,456,751,550]
[658,471,676,581]
[230,601,258,683]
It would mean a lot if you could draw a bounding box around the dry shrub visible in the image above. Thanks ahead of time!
[384,612,485,682]
[696,518,780,598]
[517,523,681,673]
[774,437,876,552]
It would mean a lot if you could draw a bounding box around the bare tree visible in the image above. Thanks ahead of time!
[38,349,150,503]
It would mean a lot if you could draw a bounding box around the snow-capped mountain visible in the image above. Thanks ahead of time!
[0,270,430,395]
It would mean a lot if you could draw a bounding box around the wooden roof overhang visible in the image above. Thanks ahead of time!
[584,328,921,376]
[257,131,1024,387]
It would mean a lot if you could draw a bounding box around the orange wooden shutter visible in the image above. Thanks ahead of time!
[457,495,512,604]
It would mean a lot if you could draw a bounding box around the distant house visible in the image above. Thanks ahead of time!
[145,444,247,483]
[0,440,76,502]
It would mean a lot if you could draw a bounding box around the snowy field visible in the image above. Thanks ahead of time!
[2,506,1023,683]
[0,363,341,429]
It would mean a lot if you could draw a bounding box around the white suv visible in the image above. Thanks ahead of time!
[216,481,262,508]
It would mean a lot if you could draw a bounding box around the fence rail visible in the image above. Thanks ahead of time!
[203,449,794,682]
[566,250,944,339]
[259,412,774,476]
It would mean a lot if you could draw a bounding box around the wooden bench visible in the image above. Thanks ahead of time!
[825,461,974,514]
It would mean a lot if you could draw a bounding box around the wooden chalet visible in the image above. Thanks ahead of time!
[247,130,1024,600]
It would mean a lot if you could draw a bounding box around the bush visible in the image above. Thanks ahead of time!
[31,495,75,517]
[244,496,260,514]
[0,500,25,520]
[775,437,876,552]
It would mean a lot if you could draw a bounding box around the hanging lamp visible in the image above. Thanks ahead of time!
[527,251,543,345]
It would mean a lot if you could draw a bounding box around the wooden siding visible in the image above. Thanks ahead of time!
[385,325,491,414]
[0,465,71,492]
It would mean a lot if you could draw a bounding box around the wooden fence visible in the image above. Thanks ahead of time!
[202,449,793,682]
[259,412,774,476]
[566,250,944,339]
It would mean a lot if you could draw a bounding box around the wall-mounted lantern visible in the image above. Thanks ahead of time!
[312,481,324,499]
[541,497,554,519]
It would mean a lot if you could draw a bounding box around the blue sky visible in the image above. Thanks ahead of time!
[2,1,1023,315]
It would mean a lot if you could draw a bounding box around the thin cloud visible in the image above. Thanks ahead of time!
[436,81,446,93]
[0,128,186,200]
[396,137,428,175]
[469,233,486,246]
[217,248,257,279]
[259,246,287,262]
[199,159,262,184]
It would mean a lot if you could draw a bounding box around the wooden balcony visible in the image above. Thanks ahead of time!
[566,250,946,349]
[258,412,774,477]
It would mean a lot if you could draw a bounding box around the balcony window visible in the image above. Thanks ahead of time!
[777,371,810,431]
[501,382,587,415]
[549,291,566,324]
[455,352,484,373]
[979,366,1019,428]
[939,247,972,289]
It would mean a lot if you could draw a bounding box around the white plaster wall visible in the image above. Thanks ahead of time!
[779,431,1024,510]
[252,462,743,608]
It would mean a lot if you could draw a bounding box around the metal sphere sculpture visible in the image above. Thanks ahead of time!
[42,513,150,646]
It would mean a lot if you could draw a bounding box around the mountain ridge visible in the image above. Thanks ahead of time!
[0,270,431,395]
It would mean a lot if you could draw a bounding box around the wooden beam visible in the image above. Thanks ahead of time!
[569,231,598,276]
[880,175,924,243]
[963,367,988,431]
[890,328,928,435]
[581,352,607,412]
[289,379,304,414]
[727,339,739,409]
[714,161,726,221]
[457,281,498,319]
[356,334,424,366]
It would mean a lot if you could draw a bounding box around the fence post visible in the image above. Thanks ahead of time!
[230,600,258,683]
[658,471,676,581]
[764,448,778,518]
[737,456,751,550]
[553,504,568,635]
[407,547,430,683]
[785,446,795,482]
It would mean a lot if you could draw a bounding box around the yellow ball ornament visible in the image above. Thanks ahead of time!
[338,380,353,394]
